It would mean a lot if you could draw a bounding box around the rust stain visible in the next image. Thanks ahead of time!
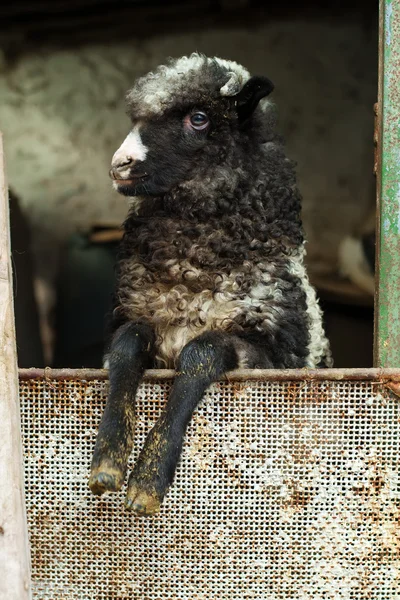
[353,474,386,498]
[18,367,400,382]
[283,487,314,510]
[385,381,400,398]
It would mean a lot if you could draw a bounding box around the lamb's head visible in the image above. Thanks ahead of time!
[110,53,274,198]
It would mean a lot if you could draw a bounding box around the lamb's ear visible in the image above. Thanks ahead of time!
[234,76,274,122]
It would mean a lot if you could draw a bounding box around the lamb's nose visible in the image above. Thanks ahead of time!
[110,155,136,180]
[112,156,134,171]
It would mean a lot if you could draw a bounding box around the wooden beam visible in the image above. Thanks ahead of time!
[0,133,31,599]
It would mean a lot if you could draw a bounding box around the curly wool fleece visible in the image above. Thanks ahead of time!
[111,53,332,369]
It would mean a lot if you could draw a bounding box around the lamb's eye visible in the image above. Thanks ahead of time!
[189,112,209,130]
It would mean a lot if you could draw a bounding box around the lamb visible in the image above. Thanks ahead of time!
[88,53,332,516]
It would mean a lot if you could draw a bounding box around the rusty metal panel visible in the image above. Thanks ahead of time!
[375,0,400,367]
[19,371,400,599]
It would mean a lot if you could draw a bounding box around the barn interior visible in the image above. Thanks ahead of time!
[0,0,378,369]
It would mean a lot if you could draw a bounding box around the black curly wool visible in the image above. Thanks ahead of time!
[109,55,331,369]
[89,55,332,514]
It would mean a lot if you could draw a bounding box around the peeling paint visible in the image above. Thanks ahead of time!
[383,216,391,233]
[386,2,393,45]
[397,182,400,232]
[375,0,400,367]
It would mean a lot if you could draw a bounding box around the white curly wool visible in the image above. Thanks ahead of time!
[288,245,333,367]
[0,20,376,283]
[127,54,251,116]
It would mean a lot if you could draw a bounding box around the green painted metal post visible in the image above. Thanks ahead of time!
[374,0,400,367]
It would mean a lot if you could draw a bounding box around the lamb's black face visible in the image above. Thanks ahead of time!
[110,108,217,197]
[110,65,274,198]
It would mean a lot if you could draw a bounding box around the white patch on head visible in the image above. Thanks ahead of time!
[216,60,250,97]
[213,57,250,86]
[338,236,375,295]
[111,124,148,169]
[288,245,333,367]
[127,53,251,117]
[220,72,241,97]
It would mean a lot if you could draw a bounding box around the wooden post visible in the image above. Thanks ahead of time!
[0,133,31,598]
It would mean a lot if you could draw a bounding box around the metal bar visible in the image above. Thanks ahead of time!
[18,367,400,382]
[374,0,400,366]
[0,134,32,599]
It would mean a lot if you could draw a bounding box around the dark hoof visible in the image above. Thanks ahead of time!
[89,468,124,496]
[125,482,161,516]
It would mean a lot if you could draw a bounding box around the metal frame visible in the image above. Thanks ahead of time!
[17,366,400,382]
[374,0,400,367]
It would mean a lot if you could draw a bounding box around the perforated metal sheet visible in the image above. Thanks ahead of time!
[19,375,400,600]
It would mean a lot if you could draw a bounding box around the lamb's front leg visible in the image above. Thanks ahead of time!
[125,331,240,516]
[89,321,155,496]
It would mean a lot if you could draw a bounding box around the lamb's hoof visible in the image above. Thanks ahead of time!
[125,483,161,516]
[89,467,124,496]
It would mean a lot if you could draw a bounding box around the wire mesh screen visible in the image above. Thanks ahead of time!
[19,375,400,600]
